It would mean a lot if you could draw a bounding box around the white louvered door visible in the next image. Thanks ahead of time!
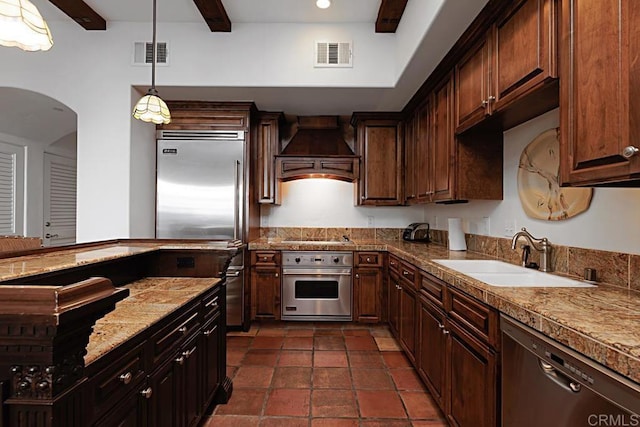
[0,142,25,236]
[43,153,76,246]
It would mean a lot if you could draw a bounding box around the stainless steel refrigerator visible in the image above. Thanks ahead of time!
[156,130,246,328]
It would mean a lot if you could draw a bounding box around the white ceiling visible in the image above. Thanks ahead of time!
[2,0,487,143]
[34,0,381,24]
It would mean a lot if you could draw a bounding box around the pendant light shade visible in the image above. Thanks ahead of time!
[0,0,53,51]
[133,89,171,125]
[133,0,171,124]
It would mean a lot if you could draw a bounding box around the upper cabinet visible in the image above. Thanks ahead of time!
[352,113,404,206]
[559,0,640,186]
[256,112,283,204]
[455,0,559,134]
[431,75,456,202]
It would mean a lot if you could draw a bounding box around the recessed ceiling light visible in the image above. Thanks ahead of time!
[316,0,330,9]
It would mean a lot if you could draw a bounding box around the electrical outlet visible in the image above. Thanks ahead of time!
[482,217,490,235]
[504,219,516,236]
[367,216,375,228]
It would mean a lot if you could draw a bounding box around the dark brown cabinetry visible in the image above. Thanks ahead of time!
[354,252,383,323]
[388,255,418,363]
[559,0,640,186]
[455,0,558,134]
[257,112,283,204]
[352,113,404,206]
[418,296,446,410]
[431,75,456,202]
[404,100,431,203]
[250,251,281,320]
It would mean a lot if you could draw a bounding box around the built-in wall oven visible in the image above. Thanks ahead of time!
[281,251,352,321]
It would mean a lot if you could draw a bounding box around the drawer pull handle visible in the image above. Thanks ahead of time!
[182,348,195,359]
[442,329,450,335]
[403,270,409,276]
[438,323,445,329]
[119,372,132,385]
[390,261,396,266]
[263,257,268,261]
[205,297,219,308]
[366,257,371,262]
[175,356,185,365]
[140,387,153,399]
[179,326,188,335]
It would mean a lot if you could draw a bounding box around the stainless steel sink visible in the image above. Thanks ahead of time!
[432,259,595,288]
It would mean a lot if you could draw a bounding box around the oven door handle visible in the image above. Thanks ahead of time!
[282,268,353,276]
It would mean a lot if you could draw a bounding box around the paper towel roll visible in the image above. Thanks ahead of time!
[448,218,467,251]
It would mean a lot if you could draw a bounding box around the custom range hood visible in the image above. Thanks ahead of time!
[275,116,359,182]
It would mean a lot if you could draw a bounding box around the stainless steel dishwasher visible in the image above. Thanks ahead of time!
[501,315,640,427]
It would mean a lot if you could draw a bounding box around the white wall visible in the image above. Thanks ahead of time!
[261,178,426,228]
[424,109,640,255]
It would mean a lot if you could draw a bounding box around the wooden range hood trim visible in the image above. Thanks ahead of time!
[275,155,360,183]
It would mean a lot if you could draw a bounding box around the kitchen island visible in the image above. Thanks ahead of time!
[0,240,236,427]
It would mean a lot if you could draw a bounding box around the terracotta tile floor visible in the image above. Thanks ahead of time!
[204,322,447,426]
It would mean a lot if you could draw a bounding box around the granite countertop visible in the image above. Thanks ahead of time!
[0,242,237,282]
[249,237,640,384]
[85,277,220,366]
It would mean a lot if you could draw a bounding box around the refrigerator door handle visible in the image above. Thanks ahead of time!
[234,160,240,240]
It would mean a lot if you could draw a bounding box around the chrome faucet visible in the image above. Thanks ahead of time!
[511,228,552,272]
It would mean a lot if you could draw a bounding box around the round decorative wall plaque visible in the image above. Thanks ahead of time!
[517,128,593,221]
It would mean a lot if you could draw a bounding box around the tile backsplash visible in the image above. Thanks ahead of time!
[259,227,638,291]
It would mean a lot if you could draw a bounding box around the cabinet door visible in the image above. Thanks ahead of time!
[202,320,221,407]
[257,113,282,204]
[446,319,497,427]
[455,37,491,133]
[251,267,280,320]
[357,120,403,205]
[493,0,557,111]
[181,339,202,427]
[399,285,417,363]
[388,273,401,336]
[148,358,181,427]
[417,296,446,411]
[560,0,640,185]
[415,99,432,201]
[94,387,147,427]
[404,111,418,203]
[431,75,455,202]
[354,268,382,323]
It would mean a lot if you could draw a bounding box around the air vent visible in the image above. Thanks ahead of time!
[133,41,169,66]
[314,41,352,68]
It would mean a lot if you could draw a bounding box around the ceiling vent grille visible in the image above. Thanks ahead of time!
[133,41,169,66]
[314,41,352,68]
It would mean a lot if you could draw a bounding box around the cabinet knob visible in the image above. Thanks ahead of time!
[175,356,185,365]
[442,329,450,335]
[622,146,639,158]
[263,256,268,261]
[402,270,409,276]
[366,257,371,262]
[275,273,279,278]
[481,99,489,107]
[355,274,360,279]
[119,372,132,385]
[182,348,195,360]
[179,326,188,335]
[438,323,445,329]
[140,387,153,399]
[488,95,496,102]
[361,196,365,200]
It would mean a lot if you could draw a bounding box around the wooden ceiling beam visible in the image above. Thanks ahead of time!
[48,0,106,30]
[193,0,231,32]
[375,0,408,33]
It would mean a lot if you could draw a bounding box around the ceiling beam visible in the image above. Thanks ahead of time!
[375,0,408,33]
[48,0,106,30]
[193,0,231,32]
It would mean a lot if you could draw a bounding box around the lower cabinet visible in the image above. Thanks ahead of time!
[399,284,417,361]
[417,295,446,410]
[250,251,281,320]
[354,252,384,323]
[388,255,418,364]
[388,272,401,334]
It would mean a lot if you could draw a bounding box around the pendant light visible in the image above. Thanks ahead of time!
[133,0,171,124]
[0,0,53,51]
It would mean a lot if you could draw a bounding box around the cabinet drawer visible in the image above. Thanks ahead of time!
[399,260,416,289]
[89,342,146,421]
[420,271,446,308]
[388,255,401,275]
[252,251,280,267]
[356,252,383,267]
[447,287,498,347]
[202,286,221,322]
[150,305,200,366]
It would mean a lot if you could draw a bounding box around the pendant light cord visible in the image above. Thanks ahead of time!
[151,0,157,90]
